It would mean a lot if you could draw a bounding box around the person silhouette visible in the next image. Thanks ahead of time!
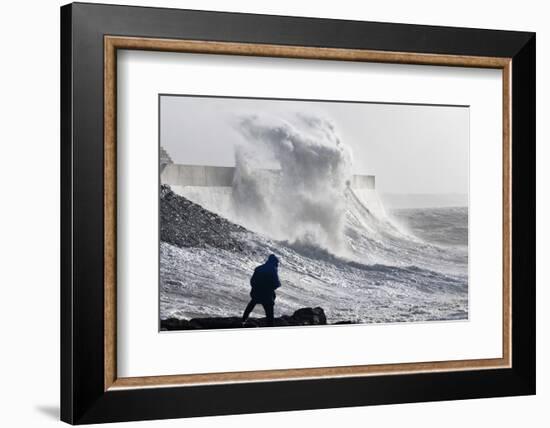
[242,254,281,327]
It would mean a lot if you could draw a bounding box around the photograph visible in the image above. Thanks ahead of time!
[159,95,469,331]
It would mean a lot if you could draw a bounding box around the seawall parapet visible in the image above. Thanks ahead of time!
[161,164,375,189]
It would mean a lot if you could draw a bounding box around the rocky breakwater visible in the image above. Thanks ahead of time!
[161,307,331,330]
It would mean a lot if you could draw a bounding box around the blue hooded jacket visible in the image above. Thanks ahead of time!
[250,255,281,304]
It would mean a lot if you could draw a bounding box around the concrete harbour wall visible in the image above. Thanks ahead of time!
[161,164,375,189]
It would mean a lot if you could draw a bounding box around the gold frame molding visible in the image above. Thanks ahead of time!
[104,35,512,391]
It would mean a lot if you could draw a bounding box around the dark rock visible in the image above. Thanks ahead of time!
[292,307,327,325]
[161,318,193,330]
[160,307,335,331]
[189,317,243,330]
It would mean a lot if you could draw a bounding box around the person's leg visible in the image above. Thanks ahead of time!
[262,303,274,327]
[242,300,257,322]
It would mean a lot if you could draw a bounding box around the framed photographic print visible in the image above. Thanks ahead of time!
[60,2,536,424]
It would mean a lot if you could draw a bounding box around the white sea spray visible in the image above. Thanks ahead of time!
[231,113,353,255]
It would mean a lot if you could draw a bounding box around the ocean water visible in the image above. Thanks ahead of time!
[160,187,468,324]
[391,207,468,247]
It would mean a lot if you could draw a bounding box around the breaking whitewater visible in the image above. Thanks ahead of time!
[160,114,468,325]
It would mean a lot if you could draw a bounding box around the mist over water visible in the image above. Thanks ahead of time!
[232,113,353,254]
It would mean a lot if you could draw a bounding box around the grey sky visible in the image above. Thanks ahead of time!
[160,95,469,195]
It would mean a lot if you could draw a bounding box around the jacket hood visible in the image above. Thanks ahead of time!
[266,254,279,266]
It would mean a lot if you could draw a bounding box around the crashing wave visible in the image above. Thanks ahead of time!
[161,112,468,324]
